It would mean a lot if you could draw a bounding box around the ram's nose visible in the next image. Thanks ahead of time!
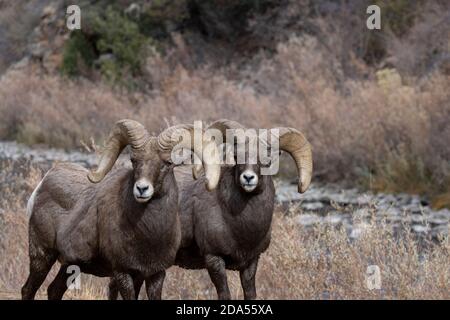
[136,184,149,195]
[133,179,154,203]
[243,173,255,183]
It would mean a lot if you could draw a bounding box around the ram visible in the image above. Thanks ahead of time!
[109,119,312,300]
[21,119,220,300]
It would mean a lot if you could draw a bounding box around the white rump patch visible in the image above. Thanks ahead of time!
[27,172,48,218]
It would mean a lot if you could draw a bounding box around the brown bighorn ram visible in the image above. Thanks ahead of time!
[109,119,312,300]
[22,119,220,300]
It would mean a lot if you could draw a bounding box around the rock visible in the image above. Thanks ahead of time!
[411,224,430,234]
[355,194,373,206]
[41,5,56,19]
[431,225,449,238]
[125,3,141,19]
[435,208,450,218]
[301,202,324,211]
[0,141,96,167]
[428,213,449,225]
[323,214,343,225]
[29,41,47,58]
[353,208,370,219]
[402,203,424,214]
[410,214,427,223]
[297,214,321,227]
[396,193,411,206]
[386,215,402,223]
[384,207,400,216]
[349,222,370,239]
[377,194,397,206]
[11,57,31,70]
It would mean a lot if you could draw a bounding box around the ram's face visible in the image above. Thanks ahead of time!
[130,146,172,203]
[231,138,276,193]
[232,143,268,194]
[235,162,261,193]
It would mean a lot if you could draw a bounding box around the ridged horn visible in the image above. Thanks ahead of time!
[207,119,245,136]
[274,127,313,193]
[191,119,245,178]
[88,119,150,183]
[157,124,220,191]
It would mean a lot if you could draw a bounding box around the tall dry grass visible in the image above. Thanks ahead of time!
[0,162,448,299]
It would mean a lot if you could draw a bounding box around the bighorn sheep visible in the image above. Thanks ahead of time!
[109,119,313,300]
[21,119,220,300]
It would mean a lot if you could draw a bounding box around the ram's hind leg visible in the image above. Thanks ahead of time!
[47,265,70,300]
[21,249,57,300]
[108,278,119,300]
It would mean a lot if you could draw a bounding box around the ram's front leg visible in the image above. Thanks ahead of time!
[205,254,231,300]
[145,271,166,300]
[239,256,259,300]
[112,273,135,300]
[108,275,144,299]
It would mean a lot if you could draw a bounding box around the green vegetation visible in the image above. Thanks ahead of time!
[93,6,150,83]
[137,0,189,39]
[60,0,278,83]
[62,5,151,85]
[376,0,422,36]
[61,30,96,77]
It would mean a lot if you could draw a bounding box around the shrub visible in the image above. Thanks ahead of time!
[375,0,422,36]
[93,6,150,77]
[137,0,189,39]
[61,5,151,86]
[61,31,96,77]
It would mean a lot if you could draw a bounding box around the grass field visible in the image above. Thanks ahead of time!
[0,162,448,300]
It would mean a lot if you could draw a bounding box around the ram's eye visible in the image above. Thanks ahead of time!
[130,158,137,166]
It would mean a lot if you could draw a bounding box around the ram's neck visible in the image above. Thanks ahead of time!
[218,167,275,217]
[118,169,179,245]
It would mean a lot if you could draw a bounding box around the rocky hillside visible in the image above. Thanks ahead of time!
[3,1,450,79]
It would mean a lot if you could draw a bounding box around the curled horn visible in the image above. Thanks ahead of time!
[88,119,150,183]
[207,119,245,135]
[157,124,220,191]
[274,127,313,193]
[191,119,245,178]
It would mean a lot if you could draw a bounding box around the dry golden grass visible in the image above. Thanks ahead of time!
[0,163,448,300]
